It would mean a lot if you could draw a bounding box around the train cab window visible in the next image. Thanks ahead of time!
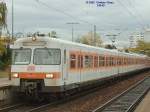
[34,48,61,65]
[12,49,31,65]
[99,56,105,67]
[94,56,98,68]
[70,54,76,69]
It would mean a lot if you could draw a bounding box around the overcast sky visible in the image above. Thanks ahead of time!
[4,0,150,48]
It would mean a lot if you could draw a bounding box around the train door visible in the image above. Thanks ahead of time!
[62,49,68,84]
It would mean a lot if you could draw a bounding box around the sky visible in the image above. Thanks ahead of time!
[4,0,150,48]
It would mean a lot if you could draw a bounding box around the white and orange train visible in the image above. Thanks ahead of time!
[11,37,150,98]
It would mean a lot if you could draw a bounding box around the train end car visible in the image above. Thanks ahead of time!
[10,36,150,100]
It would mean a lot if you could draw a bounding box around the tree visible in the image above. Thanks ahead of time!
[0,2,7,38]
[0,42,6,56]
[0,42,6,70]
[128,40,150,56]
[105,44,117,49]
[76,32,103,47]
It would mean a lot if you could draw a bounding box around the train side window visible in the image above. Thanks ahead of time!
[119,57,121,65]
[85,55,93,68]
[94,56,98,68]
[78,55,83,68]
[110,57,113,66]
[99,56,105,67]
[78,55,81,68]
[124,58,126,65]
[127,58,129,65]
[117,57,120,65]
[84,55,89,68]
[121,57,123,65]
[109,57,111,66]
[112,57,114,66]
[81,55,83,68]
[106,57,110,66]
[89,56,93,68]
[70,54,76,69]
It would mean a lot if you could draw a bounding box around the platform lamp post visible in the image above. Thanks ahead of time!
[66,22,79,42]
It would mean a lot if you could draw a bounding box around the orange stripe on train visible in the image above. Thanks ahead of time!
[18,72,60,79]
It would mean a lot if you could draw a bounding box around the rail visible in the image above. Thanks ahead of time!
[92,76,150,112]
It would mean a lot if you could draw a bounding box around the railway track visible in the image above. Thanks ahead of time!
[0,72,149,112]
[0,103,24,112]
[92,76,150,112]
[0,102,50,112]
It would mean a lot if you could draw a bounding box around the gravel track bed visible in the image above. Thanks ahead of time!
[43,71,150,112]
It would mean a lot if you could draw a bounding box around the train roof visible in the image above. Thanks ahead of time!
[13,36,148,58]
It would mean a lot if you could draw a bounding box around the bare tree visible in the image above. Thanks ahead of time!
[76,31,103,47]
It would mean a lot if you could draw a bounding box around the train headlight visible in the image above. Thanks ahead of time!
[46,74,54,79]
[12,73,19,78]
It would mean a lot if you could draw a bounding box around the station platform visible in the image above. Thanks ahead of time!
[0,78,12,88]
[134,90,150,112]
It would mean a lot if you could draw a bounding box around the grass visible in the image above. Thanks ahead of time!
[0,70,9,78]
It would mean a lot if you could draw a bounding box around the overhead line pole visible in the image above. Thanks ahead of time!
[94,25,96,46]
[12,0,14,40]
[66,22,79,42]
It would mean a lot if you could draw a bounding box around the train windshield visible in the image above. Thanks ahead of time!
[12,49,31,65]
[34,48,61,65]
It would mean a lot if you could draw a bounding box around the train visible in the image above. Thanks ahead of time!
[11,36,150,100]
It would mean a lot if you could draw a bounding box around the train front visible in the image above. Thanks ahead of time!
[11,37,62,99]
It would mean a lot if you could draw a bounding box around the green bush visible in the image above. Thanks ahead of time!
[0,46,11,70]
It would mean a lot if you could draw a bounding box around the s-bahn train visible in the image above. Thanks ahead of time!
[11,36,150,99]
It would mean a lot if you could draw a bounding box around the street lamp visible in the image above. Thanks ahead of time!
[66,22,79,42]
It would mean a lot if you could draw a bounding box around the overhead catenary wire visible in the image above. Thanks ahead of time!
[35,0,93,26]
[35,0,120,29]
[115,0,144,28]
[126,0,145,26]
[35,0,140,39]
